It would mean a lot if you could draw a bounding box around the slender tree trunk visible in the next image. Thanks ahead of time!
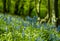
[48,0,51,22]
[54,0,58,18]
[54,0,59,27]
[19,0,24,16]
[21,3,24,15]
[3,0,7,13]
[14,0,20,15]
[38,0,41,17]
[35,0,38,15]
[29,0,34,17]
[7,0,11,13]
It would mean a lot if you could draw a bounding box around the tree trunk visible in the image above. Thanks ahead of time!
[7,0,11,13]
[14,0,20,15]
[29,0,34,17]
[19,0,24,16]
[35,0,37,14]
[54,0,59,27]
[54,0,58,18]
[3,0,7,13]
[38,0,41,17]
[48,0,51,22]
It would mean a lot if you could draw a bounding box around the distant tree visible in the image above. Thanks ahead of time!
[38,0,42,17]
[29,0,34,17]
[7,0,11,13]
[19,0,24,16]
[54,0,59,27]
[35,0,38,14]
[35,0,41,23]
[3,0,7,13]
[54,0,58,18]
[48,0,52,22]
[14,0,20,15]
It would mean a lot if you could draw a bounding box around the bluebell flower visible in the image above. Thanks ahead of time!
[0,16,2,18]
[35,37,40,41]
[6,17,12,25]
[8,17,12,21]
[49,34,57,41]
[23,23,27,27]
[32,16,38,22]
[26,16,32,23]
[57,38,60,41]
[23,27,26,30]
[32,23,37,28]
[22,31,25,37]
[4,17,7,21]
[15,26,20,30]
[26,16,30,19]
[11,23,14,27]
[37,24,41,28]
[49,34,53,41]
[32,18,37,24]
[43,22,47,27]
[57,25,60,31]
[17,17,21,21]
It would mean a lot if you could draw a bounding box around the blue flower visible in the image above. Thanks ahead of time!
[0,16,2,18]
[22,31,25,37]
[23,23,27,27]
[57,25,60,31]
[6,17,12,25]
[17,17,21,21]
[32,16,38,22]
[15,26,20,30]
[37,24,41,28]
[43,23,47,27]
[26,16,32,23]
[4,17,7,21]
[35,37,40,41]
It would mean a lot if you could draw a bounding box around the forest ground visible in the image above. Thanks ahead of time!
[0,13,60,41]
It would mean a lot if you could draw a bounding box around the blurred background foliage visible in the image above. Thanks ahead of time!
[0,0,48,18]
[0,0,60,41]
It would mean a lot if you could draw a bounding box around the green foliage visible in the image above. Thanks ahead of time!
[40,5,47,19]
[0,0,60,40]
[0,13,60,41]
